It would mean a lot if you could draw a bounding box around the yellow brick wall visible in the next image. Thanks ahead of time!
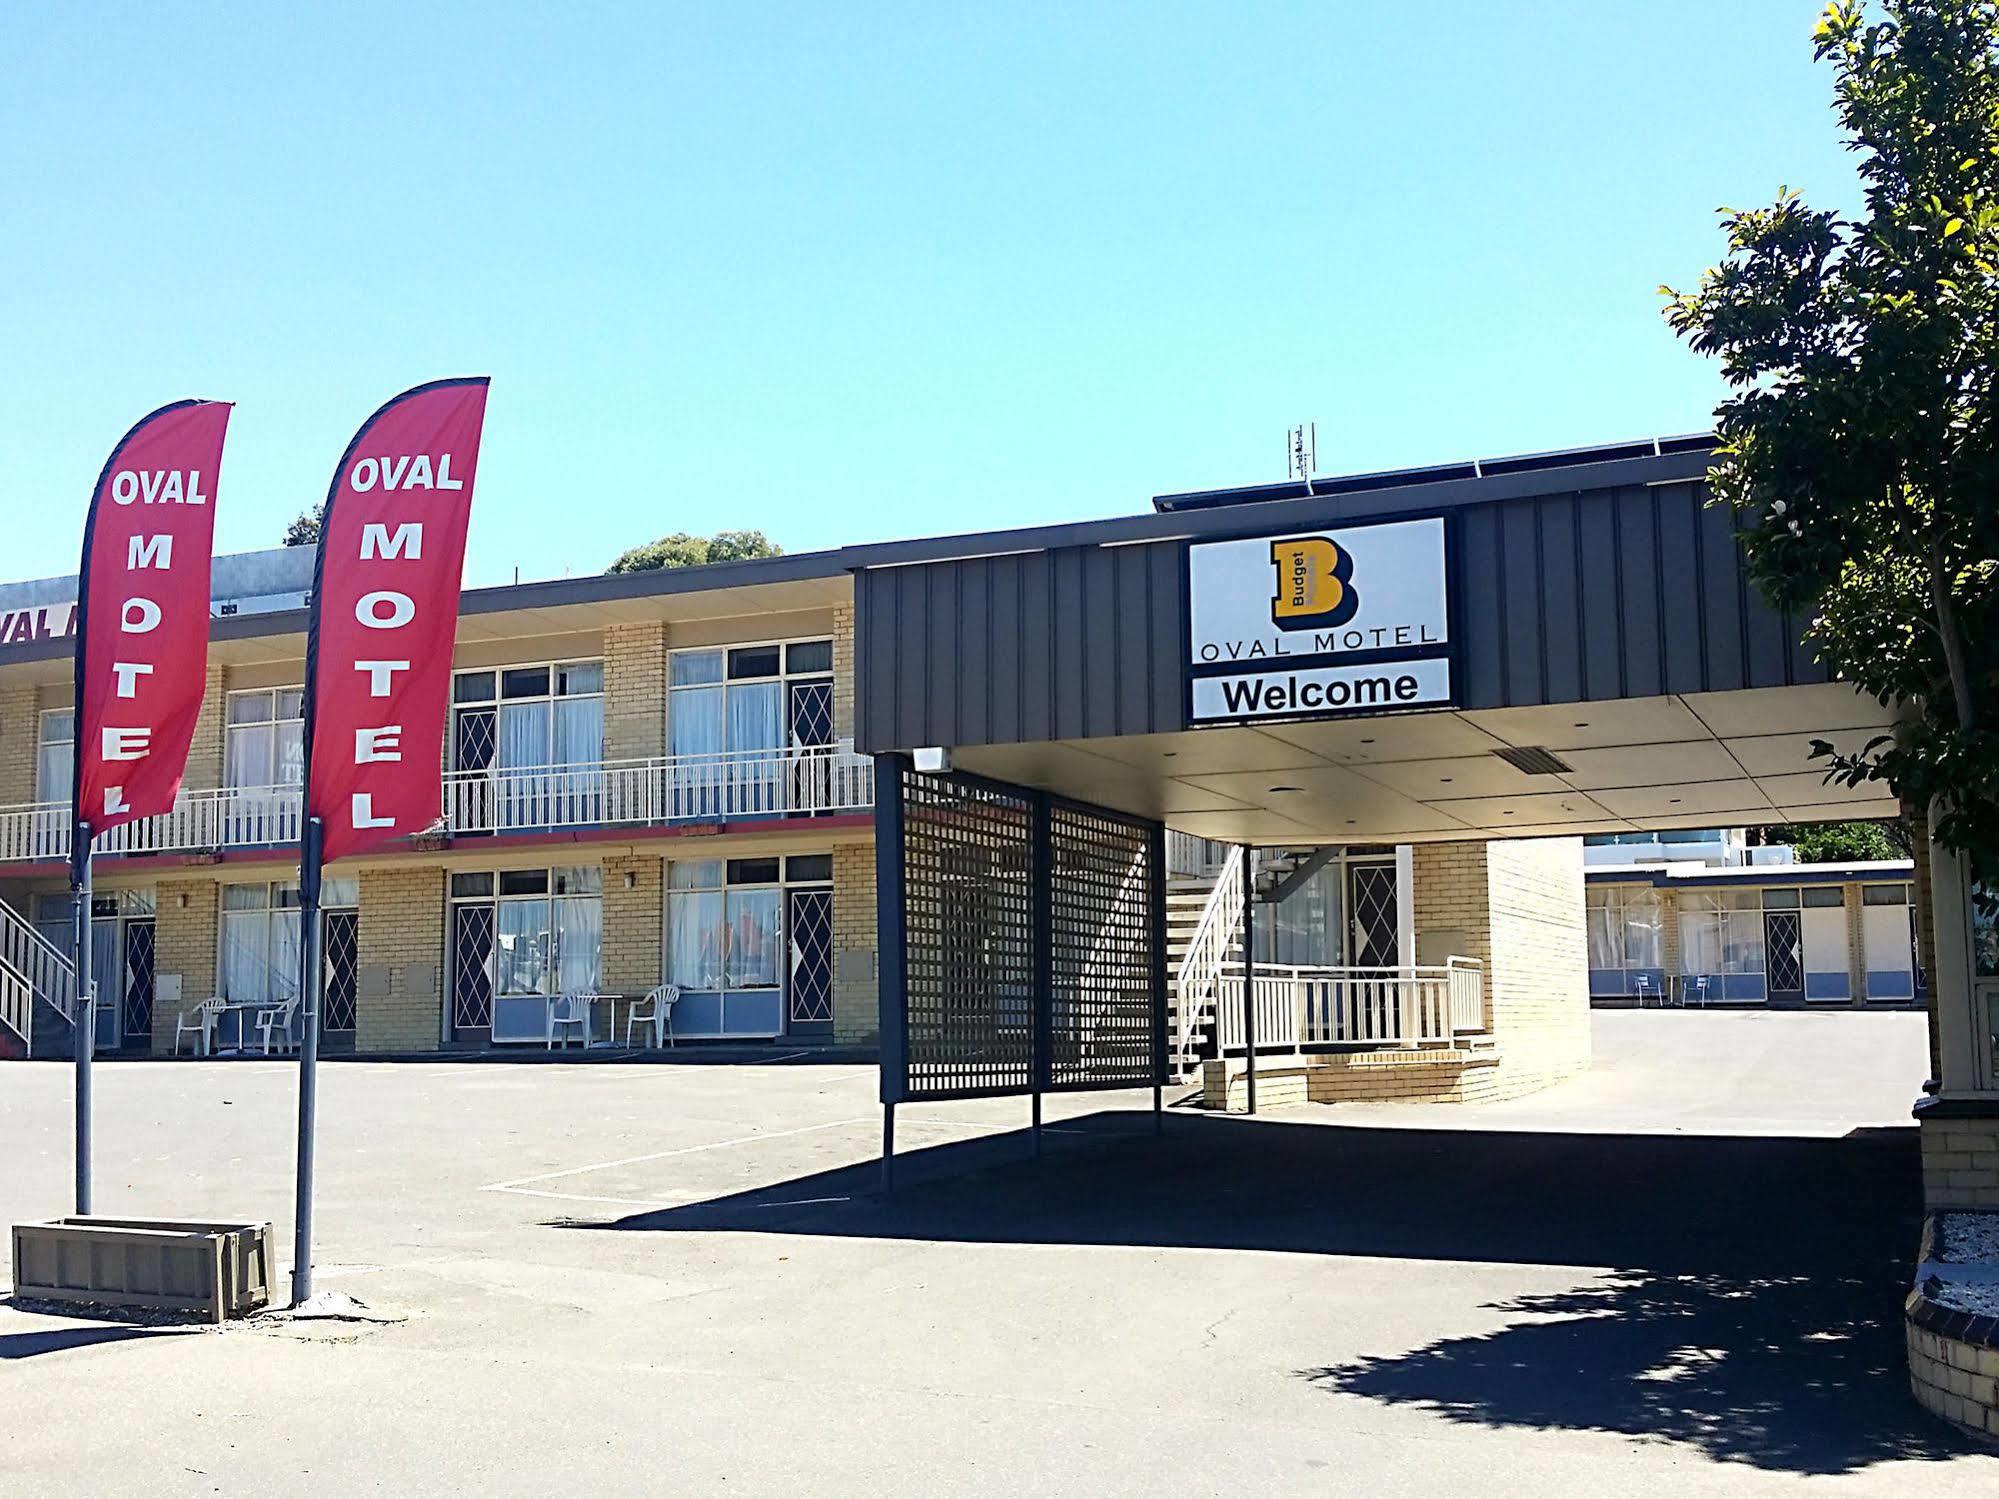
[832,603,855,741]
[1485,837,1592,1093]
[603,853,663,996]
[184,665,226,789]
[1907,1314,1999,1441]
[1413,836,1589,1099]
[355,865,445,1052]
[0,681,38,806]
[604,621,666,762]
[832,840,877,1044]
[1922,1115,1999,1209]
[151,877,219,1054]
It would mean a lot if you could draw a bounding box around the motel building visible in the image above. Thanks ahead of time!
[0,435,1993,1225]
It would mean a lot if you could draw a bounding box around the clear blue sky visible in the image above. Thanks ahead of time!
[2,2,1858,588]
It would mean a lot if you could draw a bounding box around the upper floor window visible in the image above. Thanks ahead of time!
[37,709,73,803]
[668,639,832,760]
[451,661,603,773]
[226,688,304,788]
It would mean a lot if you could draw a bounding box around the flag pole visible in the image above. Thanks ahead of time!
[71,821,93,1214]
[291,814,325,1306]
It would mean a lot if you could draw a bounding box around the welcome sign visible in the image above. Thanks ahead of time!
[1186,515,1452,725]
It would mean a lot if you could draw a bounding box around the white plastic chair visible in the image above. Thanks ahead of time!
[256,998,301,1055]
[625,984,682,1049]
[546,992,592,1050]
[174,996,227,1057]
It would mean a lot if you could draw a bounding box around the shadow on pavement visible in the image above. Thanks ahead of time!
[0,1319,200,1359]
[559,1110,1967,1474]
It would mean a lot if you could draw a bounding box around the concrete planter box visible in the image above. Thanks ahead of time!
[10,1216,273,1323]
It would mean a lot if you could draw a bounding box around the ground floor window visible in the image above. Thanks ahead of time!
[1679,889,1766,1001]
[1586,885,1665,997]
[1860,882,1918,1001]
[449,866,602,1042]
[666,853,833,1038]
[222,881,303,1006]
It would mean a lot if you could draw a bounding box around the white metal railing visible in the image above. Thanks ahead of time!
[0,954,33,1054]
[0,741,876,863]
[1166,830,1230,879]
[1214,958,1485,1052]
[1171,844,1244,1069]
[0,895,77,1025]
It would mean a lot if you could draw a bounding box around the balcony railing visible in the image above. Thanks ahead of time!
[0,741,876,864]
[1214,958,1485,1052]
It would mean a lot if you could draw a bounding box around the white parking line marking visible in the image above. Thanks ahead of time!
[480,1116,872,1193]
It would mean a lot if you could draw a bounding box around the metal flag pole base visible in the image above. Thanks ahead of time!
[72,822,94,1215]
[291,817,325,1306]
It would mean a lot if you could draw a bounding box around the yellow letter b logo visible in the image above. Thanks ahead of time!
[1269,537,1359,631]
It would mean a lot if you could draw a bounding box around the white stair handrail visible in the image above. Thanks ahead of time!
[0,952,33,1055]
[1171,844,1244,1068]
[0,893,77,1025]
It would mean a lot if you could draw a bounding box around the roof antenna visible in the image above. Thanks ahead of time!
[1287,422,1318,495]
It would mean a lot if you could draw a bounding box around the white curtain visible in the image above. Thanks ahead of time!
[668,889,726,989]
[499,702,551,771]
[554,896,601,992]
[671,687,725,758]
[725,888,781,988]
[221,912,266,1000]
[554,698,602,766]
[496,900,551,995]
[728,681,783,754]
[269,910,303,1001]
[226,724,271,789]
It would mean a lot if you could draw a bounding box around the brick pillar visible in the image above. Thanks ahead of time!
[0,681,37,806]
[602,853,663,997]
[1412,837,1589,1099]
[1845,880,1869,1010]
[832,603,856,742]
[151,877,219,1054]
[355,865,445,1052]
[184,665,227,789]
[1658,887,1682,993]
[831,840,877,1044]
[604,621,666,762]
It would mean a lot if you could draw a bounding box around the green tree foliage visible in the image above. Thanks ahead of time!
[1665,0,1999,877]
[607,529,783,573]
[1764,819,1911,863]
[283,506,323,547]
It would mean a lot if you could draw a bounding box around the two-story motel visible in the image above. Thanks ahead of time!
[1,435,1989,1202]
[0,542,882,1057]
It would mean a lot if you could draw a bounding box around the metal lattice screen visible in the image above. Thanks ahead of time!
[901,770,1036,1098]
[1049,804,1157,1088]
[886,761,1164,1103]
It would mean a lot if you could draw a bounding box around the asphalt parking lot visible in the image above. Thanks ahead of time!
[1,1010,1990,1496]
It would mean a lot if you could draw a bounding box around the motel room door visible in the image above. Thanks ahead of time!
[1764,909,1805,1006]
[786,886,834,1036]
[1347,863,1400,968]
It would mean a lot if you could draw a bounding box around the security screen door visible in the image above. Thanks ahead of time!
[1348,863,1399,968]
[1764,910,1805,1005]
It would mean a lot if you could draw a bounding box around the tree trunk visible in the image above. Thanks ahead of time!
[1932,550,1979,731]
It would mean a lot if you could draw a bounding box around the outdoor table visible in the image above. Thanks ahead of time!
[214,1001,269,1054]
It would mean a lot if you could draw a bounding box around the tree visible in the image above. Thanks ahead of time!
[1665,0,1999,881]
[283,506,323,547]
[1762,819,1912,863]
[607,529,782,573]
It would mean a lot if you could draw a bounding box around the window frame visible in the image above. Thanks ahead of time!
[666,634,836,760]
[448,659,605,773]
[224,686,306,789]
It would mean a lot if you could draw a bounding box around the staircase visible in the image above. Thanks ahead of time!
[0,894,79,1060]
[1165,844,1346,1077]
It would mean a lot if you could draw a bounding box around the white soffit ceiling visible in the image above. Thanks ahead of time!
[950,684,1900,845]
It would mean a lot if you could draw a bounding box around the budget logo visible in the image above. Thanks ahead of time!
[1269,536,1358,631]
